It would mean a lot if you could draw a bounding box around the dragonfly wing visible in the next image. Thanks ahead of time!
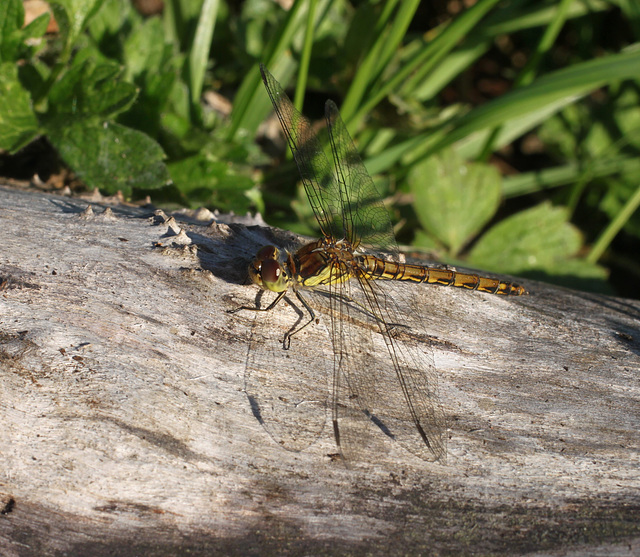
[260,66,343,241]
[321,77,446,461]
[259,66,446,461]
[325,100,397,251]
[242,291,331,452]
[329,270,447,463]
[324,271,376,462]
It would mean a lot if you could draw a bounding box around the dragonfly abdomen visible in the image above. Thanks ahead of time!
[359,255,526,296]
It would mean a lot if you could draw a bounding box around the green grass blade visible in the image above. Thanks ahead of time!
[364,46,640,174]
[228,0,305,138]
[502,157,640,197]
[480,0,609,37]
[293,0,317,112]
[477,0,574,161]
[229,0,333,138]
[588,182,640,264]
[189,0,219,106]
[406,0,611,103]
[340,0,420,122]
[347,0,502,130]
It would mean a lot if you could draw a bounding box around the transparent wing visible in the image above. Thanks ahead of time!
[242,291,331,452]
[259,66,446,462]
[321,85,445,460]
[325,100,397,252]
[329,265,447,462]
[260,66,398,251]
[260,65,343,241]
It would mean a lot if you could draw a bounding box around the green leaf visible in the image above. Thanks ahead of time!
[47,58,86,109]
[123,16,167,80]
[468,202,583,274]
[365,47,640,175]
[409,148,501,256]
[0,0,25,63]
[189,0,220,104]
[118,17,180,136]
[47,58,137,119]
[0,0,22,37]
[168,153,255,213]
[50,0,102,46]
[48,120,169,194]
[87,0,135,45]
[22,12,51,41]
[412,230,440,253]
[0,62,39,152]
[89,80,138,120]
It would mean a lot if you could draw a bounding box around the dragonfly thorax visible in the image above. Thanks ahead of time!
[292,238,358,288]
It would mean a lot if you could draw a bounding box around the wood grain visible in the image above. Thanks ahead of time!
[1,184,639,556]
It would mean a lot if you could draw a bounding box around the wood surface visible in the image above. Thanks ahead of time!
[1,184,639,556]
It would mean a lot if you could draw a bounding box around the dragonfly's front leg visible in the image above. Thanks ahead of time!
[228,290,317,350]
[227,290,287,316]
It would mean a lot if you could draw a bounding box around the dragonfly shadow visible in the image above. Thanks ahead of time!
[246,393,265,426]
[183,223,304,287]
[364,410,395,441]
[241,296,331,453]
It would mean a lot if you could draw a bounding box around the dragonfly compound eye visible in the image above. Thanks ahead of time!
[256,245,279,262]
[260,259,289,293]
[261,259,281,283]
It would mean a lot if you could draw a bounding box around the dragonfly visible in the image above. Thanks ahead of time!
[230,65,526,462]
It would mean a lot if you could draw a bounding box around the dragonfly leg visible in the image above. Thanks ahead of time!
[281,290,317,350]
[226,290,287,315]
[325,284,412,334]
[228,290,316,350]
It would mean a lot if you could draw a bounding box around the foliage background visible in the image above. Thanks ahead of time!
[1,0,639,297]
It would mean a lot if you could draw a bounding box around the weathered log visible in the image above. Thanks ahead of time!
[1,184,639,556]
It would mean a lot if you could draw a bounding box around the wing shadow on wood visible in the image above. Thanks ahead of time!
[239,289,332,453]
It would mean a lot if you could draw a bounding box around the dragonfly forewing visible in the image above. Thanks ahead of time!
[260,66,344,243]
[325,100,398,252]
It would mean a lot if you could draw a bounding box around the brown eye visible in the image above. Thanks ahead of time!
[261,259,281,283]
[257,245,278,262]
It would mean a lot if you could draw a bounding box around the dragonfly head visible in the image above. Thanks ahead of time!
[248,245,290,293]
